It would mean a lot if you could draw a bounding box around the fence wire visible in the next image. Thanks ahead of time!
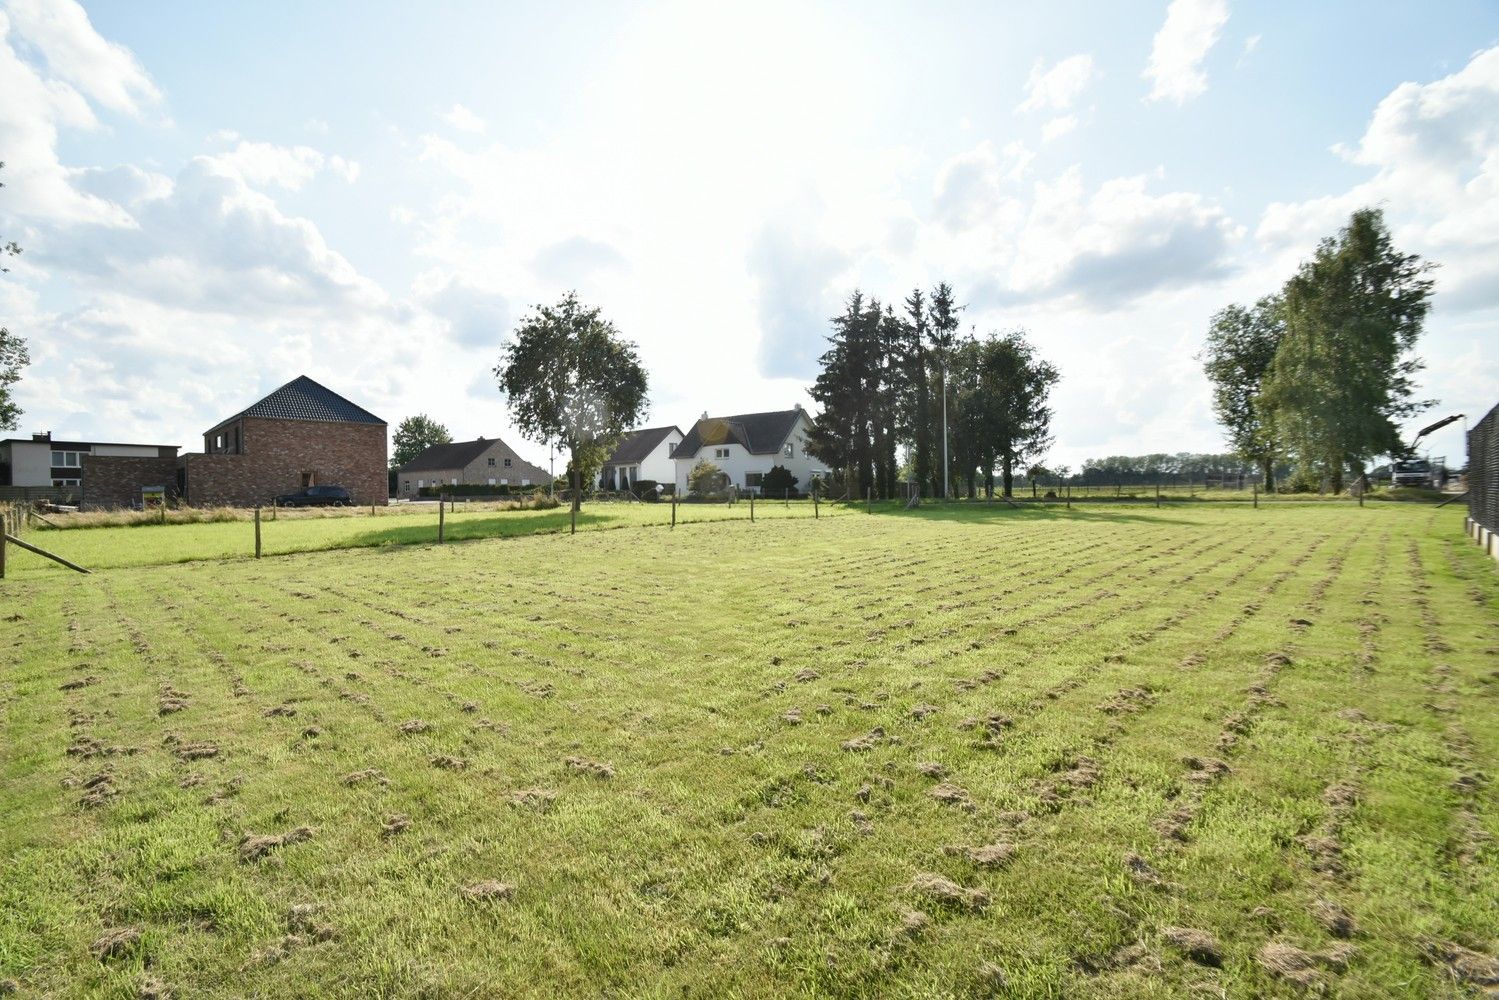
[1470,402,1499,533]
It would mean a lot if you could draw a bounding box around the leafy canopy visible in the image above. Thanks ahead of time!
[494,293,648,509]
[391,414,452,469]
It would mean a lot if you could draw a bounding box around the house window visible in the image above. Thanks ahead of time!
[488,457,496,466]
[417,479,425,488]
[503,458,512,467]
[451,478,458,485]
[488,478,496,486]
[520,479,530,487]
[51,450,84,468]
[714,447,729,459]
[784,442,794,458]
[746,472,763,488]
[500,479,508,486]
[52,478,80,488]
[403,480,410,492]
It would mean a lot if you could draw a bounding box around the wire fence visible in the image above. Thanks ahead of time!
[1469,401,1498,535]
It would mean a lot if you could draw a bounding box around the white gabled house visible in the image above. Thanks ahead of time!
[671,406,819,495]
[599,425,683,491]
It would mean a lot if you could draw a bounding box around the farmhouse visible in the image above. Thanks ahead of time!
[599,425,683,491]
[0,432,179,508]
[178,375,388,507]
[395,436,549,497]
[671,406,818,495]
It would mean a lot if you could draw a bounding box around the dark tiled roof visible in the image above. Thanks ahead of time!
[397,437,550,482]
[603,426,682,465]
[209,375,384,432]
[397,439,494,472]
[671,409,805,459]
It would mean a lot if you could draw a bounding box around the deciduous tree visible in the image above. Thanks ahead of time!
[1261,208,1434,493]
[494,293,648,517]
[1201,296,1284,489]
[390,414,452,469]
[1,162,29,432]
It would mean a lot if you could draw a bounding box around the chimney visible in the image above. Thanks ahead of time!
[700,411,709,420]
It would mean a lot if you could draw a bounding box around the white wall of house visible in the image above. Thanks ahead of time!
[603,429,682,489]
[673,412,820,494]
[7,443,53,486]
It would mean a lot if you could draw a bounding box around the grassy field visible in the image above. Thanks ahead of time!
[3,499,856,575]
[1,504,1496,997]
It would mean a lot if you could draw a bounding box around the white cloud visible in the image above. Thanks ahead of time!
[1258,45,1499,312]
[1017,54,1095,113]
[1144,0,1230,105]
[4,0,160,116]
[202,139,360,191]
[440,103,486,133]
[1041,115,1078,142]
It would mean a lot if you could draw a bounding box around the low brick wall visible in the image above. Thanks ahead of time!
[80,456,178,510]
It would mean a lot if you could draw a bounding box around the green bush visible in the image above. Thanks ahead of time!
[688,460,727,496]
[417,484,516,497]
[761,465,798,496]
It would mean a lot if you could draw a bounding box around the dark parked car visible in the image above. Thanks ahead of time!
[275,485,353,507]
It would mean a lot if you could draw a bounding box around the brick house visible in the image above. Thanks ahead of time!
[178,376,387,507]
[395,436,549,497]
[0,432,179,508]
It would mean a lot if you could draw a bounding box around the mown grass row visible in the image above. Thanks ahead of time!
[1,504,1494,997]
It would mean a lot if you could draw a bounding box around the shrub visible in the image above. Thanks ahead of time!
[416,484,521,497]
[761,465,798,496]
[688,460,727,496]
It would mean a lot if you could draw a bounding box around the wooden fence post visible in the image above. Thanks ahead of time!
[1253,484,1259,509]
[814,490,819,519]
[1,523,6,579]
[271,498,277,521]
[866,487,872,514]
[784,488,789,509]
[439,494,447,543]
[254,506,262,559]
[750,491,755,522]
[1155,480,1161,508]
[1066,485,1071,509]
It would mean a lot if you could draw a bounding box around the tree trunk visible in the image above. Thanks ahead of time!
[1001,454,1014,498]
[984,468,994,500]
[1261,455,1274,493]
[1330,463,1344,495]
[569,461,581,514]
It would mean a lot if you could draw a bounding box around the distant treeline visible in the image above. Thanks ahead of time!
[1075,453,1290,485]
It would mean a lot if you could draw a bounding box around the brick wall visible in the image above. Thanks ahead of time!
[182,416,387,507]
[79,456,179,510]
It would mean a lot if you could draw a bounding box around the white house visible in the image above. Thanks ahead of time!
[599,425,682,491]
[671,407,820,495]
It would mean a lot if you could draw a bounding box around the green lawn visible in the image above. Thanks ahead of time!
[1,504,1495,997]
[3,499,854,574]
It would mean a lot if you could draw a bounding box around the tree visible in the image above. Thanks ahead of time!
[1,162,29,432]
[902,288,933,497]
[390,414,452,469]
[494,293,649,520]
[982,331,1059,497]
[1026,463,1048,499]
[1261,208,1434,493]
[1201,296,1284,489]
[927,282,962,497]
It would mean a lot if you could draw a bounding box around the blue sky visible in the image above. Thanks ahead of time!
[3,0,1497,470]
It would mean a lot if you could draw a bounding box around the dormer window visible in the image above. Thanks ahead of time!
[784,443,794,458]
